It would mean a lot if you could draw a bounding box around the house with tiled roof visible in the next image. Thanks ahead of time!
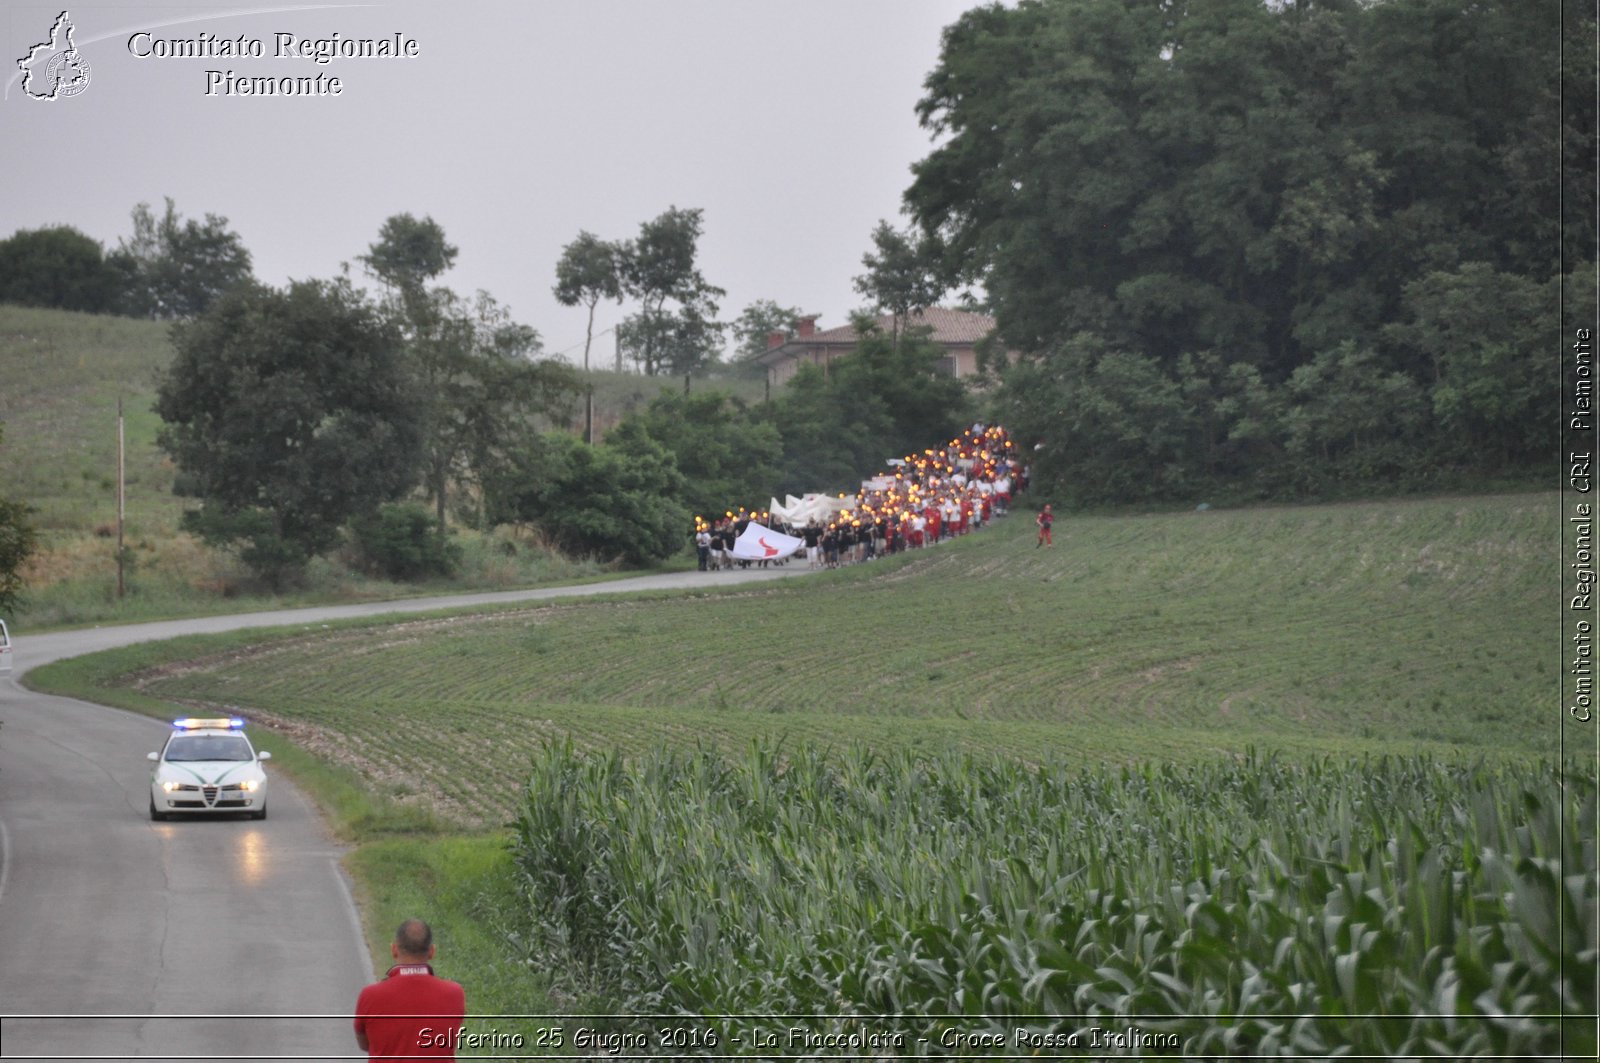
[756,307,1003,389]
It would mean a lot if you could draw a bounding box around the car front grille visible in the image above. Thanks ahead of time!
[165,780,253,811]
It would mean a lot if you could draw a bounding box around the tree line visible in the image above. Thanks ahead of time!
[0,200,809,377]
[0,199,253,320]
[146,211,970,586]
[0,192,966,594]
[901,0,1589,502]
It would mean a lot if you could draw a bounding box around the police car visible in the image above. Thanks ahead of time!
[148,717,271,820]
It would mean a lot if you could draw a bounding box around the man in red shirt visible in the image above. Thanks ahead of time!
[354,919,466,1060]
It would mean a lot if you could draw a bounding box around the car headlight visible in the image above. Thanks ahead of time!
[161,779,181,793]
[239,778,259,792]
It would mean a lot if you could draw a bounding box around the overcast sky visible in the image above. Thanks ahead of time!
[2,0,984,364]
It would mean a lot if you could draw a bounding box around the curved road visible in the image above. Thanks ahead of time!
[0,565,810,1060]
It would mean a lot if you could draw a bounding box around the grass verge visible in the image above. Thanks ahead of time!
[348,836,565,1049]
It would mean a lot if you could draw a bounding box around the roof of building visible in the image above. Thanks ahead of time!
[757,307,997,366]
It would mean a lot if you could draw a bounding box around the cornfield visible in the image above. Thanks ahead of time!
[511,745,1596,1057]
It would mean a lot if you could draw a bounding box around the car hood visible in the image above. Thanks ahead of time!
[156,760,262,785]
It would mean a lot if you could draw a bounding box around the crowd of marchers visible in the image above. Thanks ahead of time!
[692,425,1030,572]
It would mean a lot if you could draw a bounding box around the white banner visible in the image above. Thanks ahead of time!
[731,522,804,561]
[768,494,852,527]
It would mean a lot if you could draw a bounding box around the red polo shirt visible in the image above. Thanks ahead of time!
[354,963,466,1060]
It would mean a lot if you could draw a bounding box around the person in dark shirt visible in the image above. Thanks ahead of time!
[803,522,822,568]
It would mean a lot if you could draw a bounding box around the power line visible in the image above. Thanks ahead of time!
[551,325,616,360]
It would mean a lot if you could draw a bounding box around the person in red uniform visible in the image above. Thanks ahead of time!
[354,919,466,1060]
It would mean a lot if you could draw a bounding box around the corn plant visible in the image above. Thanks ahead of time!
[510,745,1595,1057]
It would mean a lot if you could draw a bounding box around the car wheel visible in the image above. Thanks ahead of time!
[251,804,267,821]
[149,796,166,822]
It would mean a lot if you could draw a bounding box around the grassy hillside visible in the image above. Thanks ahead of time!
[99,491,1556,826]
[0,306,179,532]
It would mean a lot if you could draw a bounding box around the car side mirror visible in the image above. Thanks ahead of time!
[258,751,272,761]
[147,752,158,761]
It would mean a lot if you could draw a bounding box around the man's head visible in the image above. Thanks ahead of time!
[391,919,436,963]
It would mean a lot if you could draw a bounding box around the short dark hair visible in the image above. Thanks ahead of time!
[394,918,433,957]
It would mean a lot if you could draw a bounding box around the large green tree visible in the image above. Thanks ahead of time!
[908,0,1578,498]
[407,288,578,531]
[617,207,726,375]
[853,221,943,350]
[552,230,626,372]
[364,216,579,532]
[359,213,458,294]
[0,226,121,313]
[113,198,254,319]
[156,278,424,586]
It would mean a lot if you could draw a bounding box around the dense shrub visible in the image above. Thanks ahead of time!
[484,431,688,567]
[350,502,460,581]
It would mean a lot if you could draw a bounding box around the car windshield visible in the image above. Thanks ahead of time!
[164,734,253,762]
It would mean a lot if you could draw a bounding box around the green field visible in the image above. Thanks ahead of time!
[108,492,1557,824]
[29,488,1592,1056]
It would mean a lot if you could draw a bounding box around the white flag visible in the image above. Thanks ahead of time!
[731,522,804,561]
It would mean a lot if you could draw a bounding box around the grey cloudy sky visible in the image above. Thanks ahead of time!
[2,0,981,363]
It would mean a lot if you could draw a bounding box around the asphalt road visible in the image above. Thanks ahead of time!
[0,564,811,1061]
